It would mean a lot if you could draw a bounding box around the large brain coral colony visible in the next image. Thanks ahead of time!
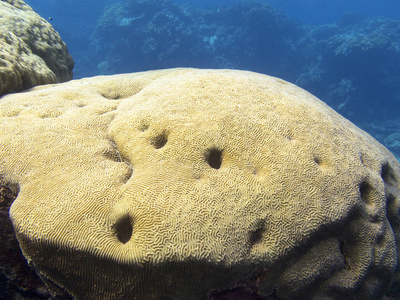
[1,68,400,299]
[0,0,73,96]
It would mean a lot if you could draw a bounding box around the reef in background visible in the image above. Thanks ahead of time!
[73,1,400,159]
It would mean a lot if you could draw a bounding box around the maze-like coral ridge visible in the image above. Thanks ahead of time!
[0,68,399,299]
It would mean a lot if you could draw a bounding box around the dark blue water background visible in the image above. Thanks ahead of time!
[23,0,400,160]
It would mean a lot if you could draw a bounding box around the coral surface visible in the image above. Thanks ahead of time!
[0,0,74,95]
[0,68,400,299]
[0,185,58,299]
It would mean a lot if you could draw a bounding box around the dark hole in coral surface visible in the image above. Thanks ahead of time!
[99,91,122,100]
[114,215,133,244]
[248,222,265,246]
[381,162,397,185]
[376,233,385,246]
[313,154,322,165]
[150,131,168,149]
[205,148,223,169]
[359,181,374,204]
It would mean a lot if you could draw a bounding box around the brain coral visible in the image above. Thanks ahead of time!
[0,68,400,299]
[0,0,74,96]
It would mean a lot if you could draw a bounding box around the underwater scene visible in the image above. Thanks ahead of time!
[24,0,400,161]
[1,0,400,299]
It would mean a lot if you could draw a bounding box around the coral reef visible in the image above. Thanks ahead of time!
[0,0,74,95]
[362,119,400,162]
[296,15,400,124]
[88,1,400,160]
[93,0,299,80]
[0,68,399,299]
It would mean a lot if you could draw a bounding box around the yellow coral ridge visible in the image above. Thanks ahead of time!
[0,68,399,299]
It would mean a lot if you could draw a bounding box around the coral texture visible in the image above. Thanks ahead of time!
[0,68,400,299]
[0,0,74,96]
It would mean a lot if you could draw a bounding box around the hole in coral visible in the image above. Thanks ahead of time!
[313,155,322,165]
[246,163,257,175]
[313,154,331,170]
[113,215,133,244]
[99,91,122,100]
[139,123,149,132]
[205,148,223,169]
[97,81,144,100]
[381,162,397,185]
[150,131,168,149]
[248,221,265,246]
[376,233,385,247]
[359,181,375,204]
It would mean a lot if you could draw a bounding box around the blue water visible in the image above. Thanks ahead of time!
[24,0,400,160]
